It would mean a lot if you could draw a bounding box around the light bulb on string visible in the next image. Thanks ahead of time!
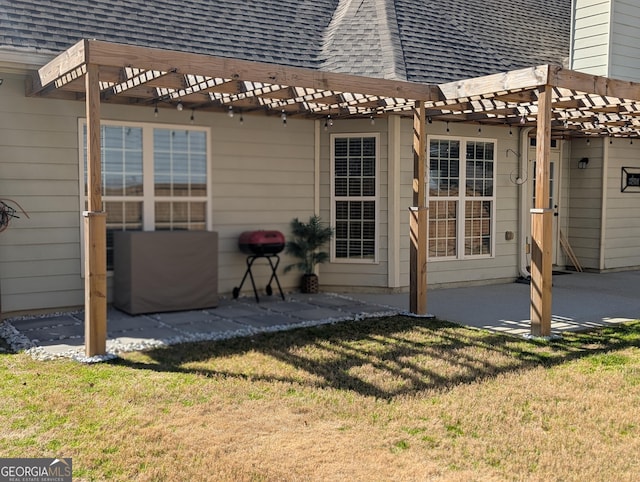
[227,106,234,118]
[190,109,195,124]
[176,101,184,112]
[281,110,287,126]
[239,114,244,125]
[446,121,450,133]
[370,115,375,125]
[520,114,526,125]
[154,103,159,118]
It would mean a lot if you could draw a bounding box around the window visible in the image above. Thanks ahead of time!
[331,134,378,262]
[81,121,209,269]
[427,137,495,259]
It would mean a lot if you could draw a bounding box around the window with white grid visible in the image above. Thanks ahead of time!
[427,137,495,259]
[331,134,378,262]
[81,121,209,270]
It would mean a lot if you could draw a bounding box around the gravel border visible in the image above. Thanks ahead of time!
[1,294,402,363]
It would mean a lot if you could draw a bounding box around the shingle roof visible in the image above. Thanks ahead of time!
[394,0,571,83]
[0,0,338,68]
[0,0,571,83]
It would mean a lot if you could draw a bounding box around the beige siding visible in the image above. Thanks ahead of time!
[319,119,391,289]
[610,0,640,81]
[0,74,84,313]
[603,140,640,268]
[418,121,521,287]
[572,0,640,81]
[571,0,611,75]
[0,72,318,314]
[567,138,604,269]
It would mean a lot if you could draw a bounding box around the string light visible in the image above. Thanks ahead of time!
[370,115,375,125]
[154,103,159,118]
[176,101,184,111]
[227,106,234,118]
[427,116,433,124]
[446,121,450,133]
[520,114,526,125]
[281,110,287,126]
[190,109,195,124]
[239,113,244,125]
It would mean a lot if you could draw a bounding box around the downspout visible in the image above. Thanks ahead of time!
[600,138,608,270]
[518,127,534,279]
[314,119,321,215]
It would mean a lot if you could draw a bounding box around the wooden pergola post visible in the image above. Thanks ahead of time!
[530,84,553,336]
[84,62,107,356]
[409,101,428,314]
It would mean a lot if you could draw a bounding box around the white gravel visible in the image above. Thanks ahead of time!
[0,303,400,364]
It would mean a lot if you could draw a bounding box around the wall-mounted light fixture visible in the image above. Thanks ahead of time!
[578,157,589,169]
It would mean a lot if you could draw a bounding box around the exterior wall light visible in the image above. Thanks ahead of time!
[578,157,589,169]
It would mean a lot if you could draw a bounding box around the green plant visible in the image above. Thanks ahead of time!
[284,215,334,275]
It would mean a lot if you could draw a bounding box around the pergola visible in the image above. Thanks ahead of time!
[28,39,640,356]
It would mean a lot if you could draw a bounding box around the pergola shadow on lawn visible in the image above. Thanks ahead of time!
[112,315,640,400]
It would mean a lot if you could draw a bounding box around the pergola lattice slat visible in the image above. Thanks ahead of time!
[28,38,640,354]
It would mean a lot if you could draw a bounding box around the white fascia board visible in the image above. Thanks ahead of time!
[0,47,55,74]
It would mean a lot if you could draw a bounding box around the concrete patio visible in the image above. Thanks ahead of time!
[1,269,638,361]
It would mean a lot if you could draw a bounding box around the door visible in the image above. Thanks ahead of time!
[527,147,561,266]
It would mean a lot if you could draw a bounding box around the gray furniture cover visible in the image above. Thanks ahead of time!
[113,231,218,314]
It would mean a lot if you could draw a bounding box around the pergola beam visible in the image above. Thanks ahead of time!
[28,39,640,351]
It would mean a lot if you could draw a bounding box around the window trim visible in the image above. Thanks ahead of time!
[77,118,212,273]
[426,135,497,261]
[330,132,380,264]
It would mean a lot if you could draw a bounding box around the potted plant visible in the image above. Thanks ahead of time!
[284,215,334,293]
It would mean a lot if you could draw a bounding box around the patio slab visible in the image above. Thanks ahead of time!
[2,270,638,361]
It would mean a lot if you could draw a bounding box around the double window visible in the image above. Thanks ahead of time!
[427,137,495,259]
[331,134,379,262]
[81,121,209,269]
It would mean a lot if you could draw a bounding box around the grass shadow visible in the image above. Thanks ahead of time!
[111,315,640,400]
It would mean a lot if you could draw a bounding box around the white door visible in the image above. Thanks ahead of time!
[527,149,561,266]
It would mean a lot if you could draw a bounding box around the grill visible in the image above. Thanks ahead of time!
[233,230,286,302]
[238,230,285,256]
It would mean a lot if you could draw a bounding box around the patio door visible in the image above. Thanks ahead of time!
[527,147,561,266]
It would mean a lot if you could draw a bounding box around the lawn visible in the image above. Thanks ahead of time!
[1,316,639,481]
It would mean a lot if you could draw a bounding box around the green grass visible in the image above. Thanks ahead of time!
[1,316,640,481]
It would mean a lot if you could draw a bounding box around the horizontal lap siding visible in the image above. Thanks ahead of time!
[603,141,640,268]
[571,0,611,76]
[319,119,390,289]
[0,73,317,313]
[568,138,603,269]
[610,0,640,81]
[416,121,520,286]
[0,74,84,313]
[210,117,316,296]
